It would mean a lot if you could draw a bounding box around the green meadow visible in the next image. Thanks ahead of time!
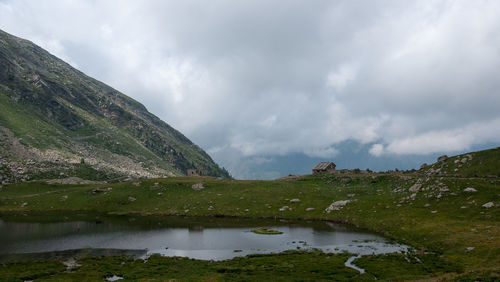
[0,169,498,280]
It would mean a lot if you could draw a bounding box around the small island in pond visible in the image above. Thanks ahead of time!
[251,228,283,235]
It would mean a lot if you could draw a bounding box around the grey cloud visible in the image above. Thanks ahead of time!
[1,0,499,178]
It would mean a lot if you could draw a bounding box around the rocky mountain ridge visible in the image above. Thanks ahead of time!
[0,29,230,184]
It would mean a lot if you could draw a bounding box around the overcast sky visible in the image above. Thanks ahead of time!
[1,0,499,179]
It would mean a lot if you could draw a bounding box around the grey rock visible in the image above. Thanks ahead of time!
[305,208,315,211]
[439,187,450,193]
[192,183,204,190]
[464,187,477,193]
[482,202,494,208]
[409,184,422,192]
[279,206,290,211]
[289,198,301,203]
[325,200,351,213]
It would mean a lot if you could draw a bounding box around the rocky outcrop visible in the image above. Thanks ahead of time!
[325,200,351,213]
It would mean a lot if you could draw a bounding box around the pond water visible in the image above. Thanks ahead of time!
[0,215,408,261]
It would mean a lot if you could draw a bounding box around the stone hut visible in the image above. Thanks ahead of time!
[187,169,203,177]
[312,162,336,174]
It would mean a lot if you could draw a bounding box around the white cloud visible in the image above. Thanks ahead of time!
[304,147,339,158]
[369,144,385,157]
[384,118,500,155]
[326,63,358,92]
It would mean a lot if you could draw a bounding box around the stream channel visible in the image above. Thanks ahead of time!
[0,214,409,272]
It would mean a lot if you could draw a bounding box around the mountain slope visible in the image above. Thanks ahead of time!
[0,29,230,183]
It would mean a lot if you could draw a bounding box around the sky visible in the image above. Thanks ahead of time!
[1,0,499,179]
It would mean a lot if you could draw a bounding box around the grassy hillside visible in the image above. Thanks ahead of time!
[0,29,230,182]
[421,147,500,177]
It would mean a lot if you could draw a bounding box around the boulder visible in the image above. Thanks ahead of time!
[464,187,477,193]
[279,206,290,211]
[482,202,494,208]
[325,200,351,213]
[409,184,422,192]
[192,183,204,190]
[305,208,315,211]
[289,198,301,203]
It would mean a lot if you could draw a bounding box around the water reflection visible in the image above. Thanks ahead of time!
[0,215,408,260]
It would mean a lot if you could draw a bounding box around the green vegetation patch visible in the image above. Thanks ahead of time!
[0,252,362,281]
[355,253,462,281]
[251,227,283,235]
[0,260,66,281]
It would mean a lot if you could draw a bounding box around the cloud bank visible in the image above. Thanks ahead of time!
[1,0,499,177]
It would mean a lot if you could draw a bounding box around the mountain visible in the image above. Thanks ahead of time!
[0,29,230,183]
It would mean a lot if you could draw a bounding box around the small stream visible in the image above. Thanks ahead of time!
[0,215,408,272]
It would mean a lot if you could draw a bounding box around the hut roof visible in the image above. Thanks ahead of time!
[313,162,335,170]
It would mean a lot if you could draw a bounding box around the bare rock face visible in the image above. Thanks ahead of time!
[192,183,204,190]
[325,200,351,213]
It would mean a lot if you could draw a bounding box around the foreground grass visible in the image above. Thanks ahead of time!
[0,251,464,281]
[0,172,498,280]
